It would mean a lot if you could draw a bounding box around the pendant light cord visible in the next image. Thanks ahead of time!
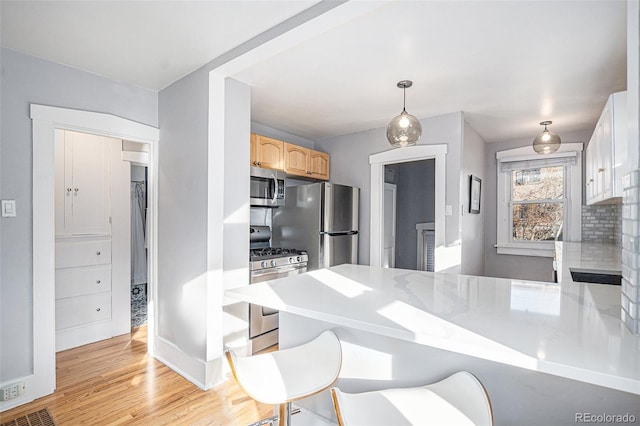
[402,86,407,113]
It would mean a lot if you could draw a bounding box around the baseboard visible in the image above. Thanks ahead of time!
[154,336,225,391]
[55,321,113,352]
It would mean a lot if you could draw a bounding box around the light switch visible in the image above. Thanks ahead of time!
[2,200,16,217]
[445,205,453,216]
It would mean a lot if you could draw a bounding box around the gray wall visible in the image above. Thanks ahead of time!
[387,160,435,270]
[316,112,463,266]
[153,2,343,385]
[0,48,157,381]
[460,122,486,275]
[157,67,210,358]
[483,130,591,282]
[251,122,316,149]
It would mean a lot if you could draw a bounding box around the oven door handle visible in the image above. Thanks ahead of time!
[250,263,307,279]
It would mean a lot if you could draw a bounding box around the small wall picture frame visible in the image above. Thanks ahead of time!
[469,175,481,214]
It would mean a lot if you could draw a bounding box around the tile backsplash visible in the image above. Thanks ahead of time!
[621,170,640,335]
[581,204,622,245]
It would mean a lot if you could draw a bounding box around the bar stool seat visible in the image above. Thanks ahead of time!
[331,371,493,426]
[226,330,342,425]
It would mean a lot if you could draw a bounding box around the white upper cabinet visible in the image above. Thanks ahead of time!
[55,130,112,236]
[585,91,627,205]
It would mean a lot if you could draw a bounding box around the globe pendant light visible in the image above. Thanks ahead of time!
[386,80,422,147]
[532,120,561,154]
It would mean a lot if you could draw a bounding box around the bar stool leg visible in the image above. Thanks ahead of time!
[278,402,292,426]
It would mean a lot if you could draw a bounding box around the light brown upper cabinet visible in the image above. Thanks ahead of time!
[250,133,330,181]
[283,143,309,176]
[308,149,330,181]
[284,143,329,181]
[250,133,284,170]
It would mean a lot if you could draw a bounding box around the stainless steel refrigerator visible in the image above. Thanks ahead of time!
[272,182,359,271]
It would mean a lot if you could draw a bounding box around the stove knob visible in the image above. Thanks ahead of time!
[289,257,293,263]
[296,256,301,262]
[270,260,277,267]
[261,261,267,268]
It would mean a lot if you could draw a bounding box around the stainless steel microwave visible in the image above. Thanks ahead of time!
[250,166,285,207]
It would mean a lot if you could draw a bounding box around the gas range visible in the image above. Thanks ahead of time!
[249,247,308,271]
[248,225,308,354]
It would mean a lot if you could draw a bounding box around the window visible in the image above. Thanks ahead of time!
[511,165,563,242]
[496,144,583,257]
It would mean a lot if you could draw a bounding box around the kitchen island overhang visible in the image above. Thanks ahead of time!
[225,264,640,424]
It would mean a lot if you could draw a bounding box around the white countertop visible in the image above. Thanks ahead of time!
[555,241,622,283]
[226,263,640,395]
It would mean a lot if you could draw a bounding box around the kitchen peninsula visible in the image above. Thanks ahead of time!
[225,264,640,425]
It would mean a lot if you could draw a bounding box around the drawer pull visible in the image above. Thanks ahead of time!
[96,251,101,256]
[96,308,101,312]
[96,280,101,284]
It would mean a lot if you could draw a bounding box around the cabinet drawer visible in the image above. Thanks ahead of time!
[56,265,112,299]
[56,239,111,268]
[56,292,112,330]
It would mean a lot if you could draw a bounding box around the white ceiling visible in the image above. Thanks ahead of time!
[1,1,627,143]
[0,0,317,90]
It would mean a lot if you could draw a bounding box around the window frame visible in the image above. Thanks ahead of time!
[496,144,583,258]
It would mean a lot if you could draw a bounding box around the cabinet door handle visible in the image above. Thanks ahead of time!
[96,308,101,312]
[96,251,101,256]
[74,188,79,192]
[66,187,72,193]
[598,168,605,172]
[253,161,259,166]
[96,280,101,284]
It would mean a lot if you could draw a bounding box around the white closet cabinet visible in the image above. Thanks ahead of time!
[54,130,130,352]
[55,130,111,236]
[585,91,627,205]
[55,236,113,348]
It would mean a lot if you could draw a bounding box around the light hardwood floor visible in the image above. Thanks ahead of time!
[0,326,273,425]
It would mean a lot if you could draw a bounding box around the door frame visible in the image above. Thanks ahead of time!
[370,144,447,270]
[29,104,159,404]
[383,182,397,268]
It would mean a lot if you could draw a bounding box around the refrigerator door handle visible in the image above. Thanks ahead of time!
[320,230,359,236]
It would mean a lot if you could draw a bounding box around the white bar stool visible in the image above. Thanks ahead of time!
[225,330,342,426]
[331,371,493,426]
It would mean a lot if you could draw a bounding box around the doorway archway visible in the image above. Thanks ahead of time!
[30,105,159,402]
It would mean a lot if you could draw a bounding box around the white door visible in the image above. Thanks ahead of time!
[383,183,397,268]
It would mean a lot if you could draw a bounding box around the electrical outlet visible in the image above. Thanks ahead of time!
[0,381,25,401]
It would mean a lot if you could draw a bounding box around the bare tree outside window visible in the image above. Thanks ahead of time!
[511,166,564,241]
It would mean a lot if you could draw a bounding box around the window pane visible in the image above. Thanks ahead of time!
[512,166,563,201]
[512,203,563,241]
